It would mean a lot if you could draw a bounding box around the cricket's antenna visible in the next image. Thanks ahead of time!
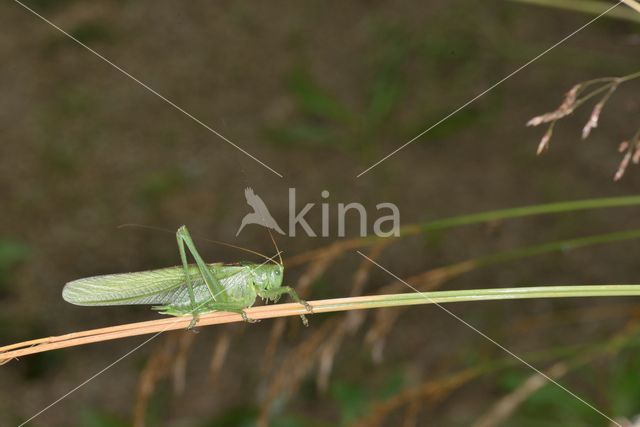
[266,229,283,266]
[118,223,273,262]
[118,223,174,235]
[199,237,273,263]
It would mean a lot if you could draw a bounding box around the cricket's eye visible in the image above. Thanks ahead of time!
[275,270,280,276]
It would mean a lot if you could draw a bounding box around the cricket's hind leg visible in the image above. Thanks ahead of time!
[175,226,230,330]
[176,225,229,301]
[207,302,261,324]
[260,286,313,327]
[153,305,201,329]
[155,301,260,325]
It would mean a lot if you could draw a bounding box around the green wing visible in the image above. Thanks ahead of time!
[62,264,251,306]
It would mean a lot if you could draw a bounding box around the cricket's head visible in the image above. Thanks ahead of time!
[251,263,284,291]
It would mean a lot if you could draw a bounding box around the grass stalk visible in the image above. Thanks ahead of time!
[288,195,640,266]
[3,284,640,363]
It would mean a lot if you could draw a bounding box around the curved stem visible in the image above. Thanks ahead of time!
[3,284,640,363]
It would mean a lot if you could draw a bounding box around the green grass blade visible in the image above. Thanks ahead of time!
[476,229,640,267]
[403,195,640,235]
[330,285,640,311]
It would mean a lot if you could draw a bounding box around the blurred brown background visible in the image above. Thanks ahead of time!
[1,0,640,426]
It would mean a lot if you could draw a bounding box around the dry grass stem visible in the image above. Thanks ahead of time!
[473,319,640,427]
[261,317,287,376]
[316,242,390,390]
[172,331,195,395]
[258,319,338,427]
[365,261,476,360]
[133,334,179,427]
[471,361,569,427]
[350,368,481,427]
[209,331,231,380]
[353,318,640,427]
[402,399,422,427]
[261,250,342,375]
[4,286,640,363]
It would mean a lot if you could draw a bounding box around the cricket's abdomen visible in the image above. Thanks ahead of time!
[153,265,258,316]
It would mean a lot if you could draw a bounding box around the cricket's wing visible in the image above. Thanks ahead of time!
[63,266,196,306]
[63,264,254,307]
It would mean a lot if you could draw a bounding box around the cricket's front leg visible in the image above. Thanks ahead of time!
[260,286,313,326]
[264,286,313,312]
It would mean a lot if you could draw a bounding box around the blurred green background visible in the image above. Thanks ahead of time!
[1,0,640,426]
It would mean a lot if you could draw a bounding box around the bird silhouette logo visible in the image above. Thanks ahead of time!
[236,187,285,236]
